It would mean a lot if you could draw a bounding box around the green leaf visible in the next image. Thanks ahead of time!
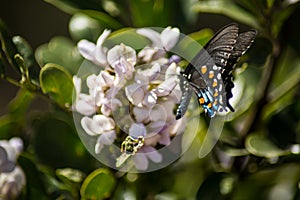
[18,154,48,198]
[56,168,85,183]
[12,36,40,82]
[104,28,150,50]
[80,10,123,30]
[192,1,260,30]
[44,0,104,14]
[69,13,104,42]
[80,168,116,200]
[175,28,213,62]
[32,113,94,171]
[35,36,82,75]
[39,63,73,108]
[245,133,290,158]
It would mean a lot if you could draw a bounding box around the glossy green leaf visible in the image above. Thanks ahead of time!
[192,1,260,29]
[80,168,116,200]
[175,28,213,62]
[12,36,39,82]
[39,63,73,108]
[35,37,82,75]
[104,28,150,50]
[245,133,289,158]
[56,168,85,183]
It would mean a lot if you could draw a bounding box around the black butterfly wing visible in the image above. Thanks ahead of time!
[221,30,257,111]
[176,24,256,119]
[175,75,194,120]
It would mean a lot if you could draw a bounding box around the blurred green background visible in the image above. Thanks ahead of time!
[0,0,300,199]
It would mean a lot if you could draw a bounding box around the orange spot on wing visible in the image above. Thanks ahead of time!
[199,97,205,104]
[209,71,214,79]
[201,66,207,74]
[213,81,218,87]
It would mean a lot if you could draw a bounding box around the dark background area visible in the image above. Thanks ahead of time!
[0,0,70,115]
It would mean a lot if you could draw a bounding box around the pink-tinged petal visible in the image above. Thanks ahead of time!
[133,153,148,171]
[101,98,122,116]
[75,98,96,116]
[93,115,115,131]
[125,83,145,106]
[99,70,114,87]
[161,27,180,51]
[133,107,149,123]
[86,74,99,91]
[95,130,116,154]
[143,146,163,163]
[165,62,179,79]
[142,91,157,107]
[137,47,158,62]
[170,117,185,135]
[129,123,146,138]
[135,63,161,83]
[148,121,165,134]
[95,139,104,154]
[8,138,23,155]
[136,28,162,48]
[107,44,136,68]
[167,85,182,104]
[160,101,176,119]
[95,29,111,65]
[154,78,177,97]
[149,104,167,122]
[81,115,115,136]
[81,116,98,136]
[77,40,96,61]
[158,131,171,146]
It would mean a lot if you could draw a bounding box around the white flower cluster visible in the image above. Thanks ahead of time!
[73,27,186,170]
[0,137,25,199]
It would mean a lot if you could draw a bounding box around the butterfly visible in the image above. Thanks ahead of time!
[176,23,257,119]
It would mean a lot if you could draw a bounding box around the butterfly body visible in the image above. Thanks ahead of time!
[176,24,257,120]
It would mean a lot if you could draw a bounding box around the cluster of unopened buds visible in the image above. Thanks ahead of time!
[73,27,188,170]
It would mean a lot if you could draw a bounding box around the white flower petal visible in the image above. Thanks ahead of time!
[95,29,111,65]
[136,63,161,83]
[137,28,162,48]
[129,123,146,138]
[8,138,23,155]
[133,107,149,123]
[81,115,115,136]
[161,27,180,51]
[73,76,82,96]
[158,131,171,146]
[95,130,116,154]
[75,98,96,116]
[143,146,163,163]
[107,44,136,68]
[77,40,96,60]
[133,153,148,170]
[142,91,157,107]
[93,115,115,131]
[154,78,177,97]
[125,83,145,106]
[81,116,98,136]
